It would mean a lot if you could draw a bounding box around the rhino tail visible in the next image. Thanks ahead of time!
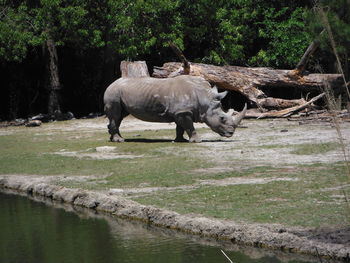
[104,98,128,130]
[104,103,112,116]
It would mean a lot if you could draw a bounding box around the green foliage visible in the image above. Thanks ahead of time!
[305,0,350,73]
[110,0,182,58]
[0,0,95,61]
[250,7,311,68]
[212,4,255,65]
[0,0,184,61]
[1,0,348,65]
[0,2,33,61]
[178,1,312,68]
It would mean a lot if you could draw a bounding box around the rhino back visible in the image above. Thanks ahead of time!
[105,76,213,123]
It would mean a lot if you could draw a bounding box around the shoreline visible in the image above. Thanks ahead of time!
[1,175,349,262]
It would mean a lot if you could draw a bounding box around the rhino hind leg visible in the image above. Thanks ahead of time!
[108,119,124,142]
[174,112,201,143]
[105,103,128,142]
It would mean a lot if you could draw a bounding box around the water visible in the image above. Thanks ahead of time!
[0,191,315,263]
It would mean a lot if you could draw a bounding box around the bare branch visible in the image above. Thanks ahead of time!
[169,42,190,75]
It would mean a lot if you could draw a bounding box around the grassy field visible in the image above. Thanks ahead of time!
[0,117,349,228]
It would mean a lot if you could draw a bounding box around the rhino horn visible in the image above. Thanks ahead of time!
[232,103,247,126]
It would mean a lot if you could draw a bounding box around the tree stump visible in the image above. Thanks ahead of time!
[120,61,150,78]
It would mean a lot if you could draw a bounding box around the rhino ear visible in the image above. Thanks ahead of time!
[215,91,228,101]
[211,86,227,100]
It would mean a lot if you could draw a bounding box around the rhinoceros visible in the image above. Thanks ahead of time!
[103,75,246,142]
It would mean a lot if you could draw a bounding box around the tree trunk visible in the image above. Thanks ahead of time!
[294,40,320,75]
[293,30,325,75]
[46,37,61,115]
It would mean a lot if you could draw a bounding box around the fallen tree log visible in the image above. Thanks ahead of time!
[150,40,347,118]
[246,93,325,118]
[119,59,342,118]
[256,97,307,110]
[153,62,343,109]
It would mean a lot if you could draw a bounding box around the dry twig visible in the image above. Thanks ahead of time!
[221,250,233,263]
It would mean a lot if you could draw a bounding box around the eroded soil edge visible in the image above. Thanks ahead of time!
[1,175,349,262]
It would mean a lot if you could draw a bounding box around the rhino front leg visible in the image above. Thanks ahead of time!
[175,124,187,142]
[174,112,201,143]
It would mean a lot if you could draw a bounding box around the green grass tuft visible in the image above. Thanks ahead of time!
[290,142,340,155]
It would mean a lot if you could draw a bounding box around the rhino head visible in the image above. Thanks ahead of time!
[204,87,247,138]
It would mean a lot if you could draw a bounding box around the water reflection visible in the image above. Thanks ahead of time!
[0,191,317,263]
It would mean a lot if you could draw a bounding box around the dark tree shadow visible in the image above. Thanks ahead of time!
[123,138,236,143]
[202,139,236,143]
[124,138,174,143]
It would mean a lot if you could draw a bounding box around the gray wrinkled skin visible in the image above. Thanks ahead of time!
[103,75,246,143]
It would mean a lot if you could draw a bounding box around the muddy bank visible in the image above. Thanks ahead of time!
[1,175,349,262]
[0,188,321,263]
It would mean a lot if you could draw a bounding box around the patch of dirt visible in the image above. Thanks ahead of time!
[51,146,144,160]
[198,176,298,186]
[321,184,350,192]
[203,122,348,167]
[0,130,13,136]
[108,176,298,195]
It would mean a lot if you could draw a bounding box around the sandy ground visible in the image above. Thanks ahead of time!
[60,116,350,166]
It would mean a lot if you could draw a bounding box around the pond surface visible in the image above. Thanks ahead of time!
[0,191,315,263]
